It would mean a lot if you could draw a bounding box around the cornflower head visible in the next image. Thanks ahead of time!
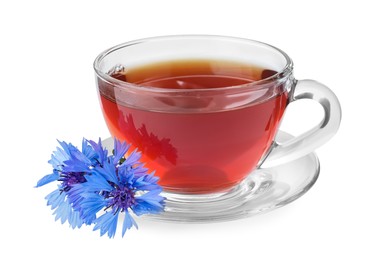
[36,139,103,228]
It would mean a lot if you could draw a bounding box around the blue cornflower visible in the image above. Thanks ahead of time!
[36,139,101,228]
[68,142,165,238]
[36,138,165,237]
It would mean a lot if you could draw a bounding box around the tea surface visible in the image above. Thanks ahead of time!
[109,59,277,89]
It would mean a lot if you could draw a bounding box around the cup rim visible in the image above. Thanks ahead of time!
[93,35,293,93]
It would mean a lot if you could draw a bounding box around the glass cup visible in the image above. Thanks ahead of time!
[94,35,341,198]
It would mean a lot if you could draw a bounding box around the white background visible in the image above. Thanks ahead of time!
[1,0,377,259]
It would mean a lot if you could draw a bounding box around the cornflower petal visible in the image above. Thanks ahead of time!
[62,159,91,173]
[132,172,161,191]
[76,194,106,223]
[132,166,149,178]
[45,188,65,210]
[143,188,164,200]
[142,171,160,184]
[133,189,165,215]
[48,142,76,170]
[48,148,67,170]
[137,188,165,204]
[81,138,98,162]
[36,171,59,187]
[69,209,84,229]
[58,140,76,154]
[93,211,119,238]
[72,172,113,194]
[122,211,138,237]
[67,176,109,225]
[46,189,84,228]
[54,140,82,164]
[120,149,142,167]
[54,197,70,224]
[117,164,135,185]
[92,160,119,185]
[88,138,108,166]
[113,139,130,165]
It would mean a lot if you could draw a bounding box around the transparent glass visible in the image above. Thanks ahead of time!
[94,35,341,221]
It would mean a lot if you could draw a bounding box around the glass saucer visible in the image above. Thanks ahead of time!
[103,131,320,223]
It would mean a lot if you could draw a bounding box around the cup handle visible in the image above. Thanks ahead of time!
[261,79,342,168]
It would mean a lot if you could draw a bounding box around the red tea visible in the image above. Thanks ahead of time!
[97,59,288,193]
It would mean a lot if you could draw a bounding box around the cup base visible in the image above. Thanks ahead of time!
[102,131,320,223]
